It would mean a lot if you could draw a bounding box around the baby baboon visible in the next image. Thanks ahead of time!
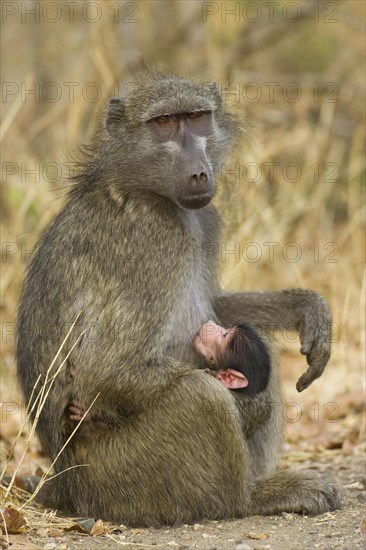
[16,68,338,526]
[194,320,271,394]
[194,319,273,438]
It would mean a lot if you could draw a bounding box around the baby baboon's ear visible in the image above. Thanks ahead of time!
[106,98,125,134]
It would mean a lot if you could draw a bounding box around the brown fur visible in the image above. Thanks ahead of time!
[16,69,339,526]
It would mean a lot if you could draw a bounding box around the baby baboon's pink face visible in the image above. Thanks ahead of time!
[193,321,235,363]
[194,321,249,390]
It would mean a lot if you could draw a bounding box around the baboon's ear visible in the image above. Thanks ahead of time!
[106,98,125,134]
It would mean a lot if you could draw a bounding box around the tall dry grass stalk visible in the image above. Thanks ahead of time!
[0,315,100,511]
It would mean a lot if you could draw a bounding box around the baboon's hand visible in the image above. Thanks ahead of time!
[296,293,332,392]
[69,400,90,422]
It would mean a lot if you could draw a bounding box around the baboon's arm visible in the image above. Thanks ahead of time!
[78,355,193,413]
[213,289,332,392]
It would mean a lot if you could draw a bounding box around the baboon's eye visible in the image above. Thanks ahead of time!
[156,115,174,124]
[187,112,202,120]
[148,114,178,140]
[186,111,211,120]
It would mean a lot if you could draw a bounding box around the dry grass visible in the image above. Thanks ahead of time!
[0,0,365,534]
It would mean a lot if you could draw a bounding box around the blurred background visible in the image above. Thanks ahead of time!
[1,0,365,473]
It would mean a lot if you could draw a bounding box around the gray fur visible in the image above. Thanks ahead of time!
[16,69,339,526]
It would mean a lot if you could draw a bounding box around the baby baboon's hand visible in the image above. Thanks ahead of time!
[68,400,90,422]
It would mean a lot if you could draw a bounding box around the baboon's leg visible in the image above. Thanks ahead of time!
[250,470,340,516]
[246,355,283,478]
[39,371,251,526]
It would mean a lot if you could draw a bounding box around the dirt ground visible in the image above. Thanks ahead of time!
[2,449,365,550]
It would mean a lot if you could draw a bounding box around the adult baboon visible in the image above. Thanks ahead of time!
[16,68,339,526]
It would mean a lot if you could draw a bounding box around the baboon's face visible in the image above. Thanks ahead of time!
[146,110,215,210]
[106,77,233,209]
